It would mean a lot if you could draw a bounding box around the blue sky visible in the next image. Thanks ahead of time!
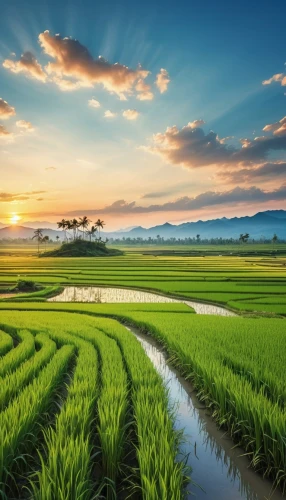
[0,0,285,229]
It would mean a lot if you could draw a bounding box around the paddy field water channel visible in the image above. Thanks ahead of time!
[49,286,282,499]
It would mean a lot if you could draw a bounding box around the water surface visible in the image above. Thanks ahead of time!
[49,286,237,316]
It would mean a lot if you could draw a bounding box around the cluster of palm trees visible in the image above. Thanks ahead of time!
[32,229,49,253]
[57,217,105,242]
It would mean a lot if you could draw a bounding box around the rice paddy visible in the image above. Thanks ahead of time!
[0,249,285,314]
[0,246,285,498]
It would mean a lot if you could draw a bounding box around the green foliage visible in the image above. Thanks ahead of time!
[12,279,43,292]
[41,239,123,257]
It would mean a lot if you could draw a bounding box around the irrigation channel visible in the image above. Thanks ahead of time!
[49,287,283,499]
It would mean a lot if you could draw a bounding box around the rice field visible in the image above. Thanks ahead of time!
[0,310,186,499]
[0,246,285,498]
[0,248,285,314]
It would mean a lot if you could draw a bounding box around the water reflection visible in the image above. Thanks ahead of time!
[135,334,283,500]
[49,286,178,304]
[49,286,237,316]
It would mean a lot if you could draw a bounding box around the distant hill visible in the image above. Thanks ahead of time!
[0,210,285,241]
[103,210,286,240]
[24,221,59,230]
[0,225,62,240]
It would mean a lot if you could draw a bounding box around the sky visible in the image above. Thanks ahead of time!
[0,0,285,230]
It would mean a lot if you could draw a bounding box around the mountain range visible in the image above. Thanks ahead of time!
[0,210,285,241]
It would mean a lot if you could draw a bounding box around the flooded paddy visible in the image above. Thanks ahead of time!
[48,286,237,316]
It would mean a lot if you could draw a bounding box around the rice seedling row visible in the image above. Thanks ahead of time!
[0,311,186,499]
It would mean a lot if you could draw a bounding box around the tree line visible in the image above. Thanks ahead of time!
[108,233,280,245]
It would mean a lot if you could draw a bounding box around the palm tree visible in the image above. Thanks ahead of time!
[56,235,60,243]
[86,225,97,242]
[43,235,49,251]
[57,219,68,241]
[65,220,73,240]
[70,218,79,240]
[196,234,201,243]
[95,219,105,239]
[78,216,91,239]
[32,228,43,253]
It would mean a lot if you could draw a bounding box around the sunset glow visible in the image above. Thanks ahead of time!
[10,214,21,225]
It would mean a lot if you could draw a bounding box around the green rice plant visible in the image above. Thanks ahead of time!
[0,330,13,356]
[0,343,74,487]
[0,333,56,410]
[20,312,128,498]
[94,317,185,500]
[31,329,98,500]
[123,312,286,491]
[71,325,128,498]
[0,329,35,377]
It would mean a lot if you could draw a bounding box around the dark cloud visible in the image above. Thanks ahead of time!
[144,118,286,169]
[67,185,286,215]
[219,162,286,183]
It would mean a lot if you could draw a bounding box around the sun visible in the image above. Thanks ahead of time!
[10,214,21,225]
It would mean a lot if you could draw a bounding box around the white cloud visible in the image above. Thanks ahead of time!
[155,68,170,93]
[122,109,139,120]
[88,98,101,108]
[104,110,117,118]
[16,120,34,131]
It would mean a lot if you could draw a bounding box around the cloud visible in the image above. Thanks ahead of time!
[67,185,286,215]
[0,99,16,119]
[0,125,11,136]
[51,77,83,91]
[3,51,47,82]
[263,116,286,136]
[219,162,286,183]
[219,136,234,144]
[38,30,152,99]
[88,98,100,108]
[142,190,174,199]
[45,166,57,171]
[104,110,116,118]
[155,69,170,93]
[0,190,46,202]
[16,120,34,131]
[262,73,286,86]
[135,79,154,100]
[143,118,286,168]
[188,119,205,129]
[122,109,139,120]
